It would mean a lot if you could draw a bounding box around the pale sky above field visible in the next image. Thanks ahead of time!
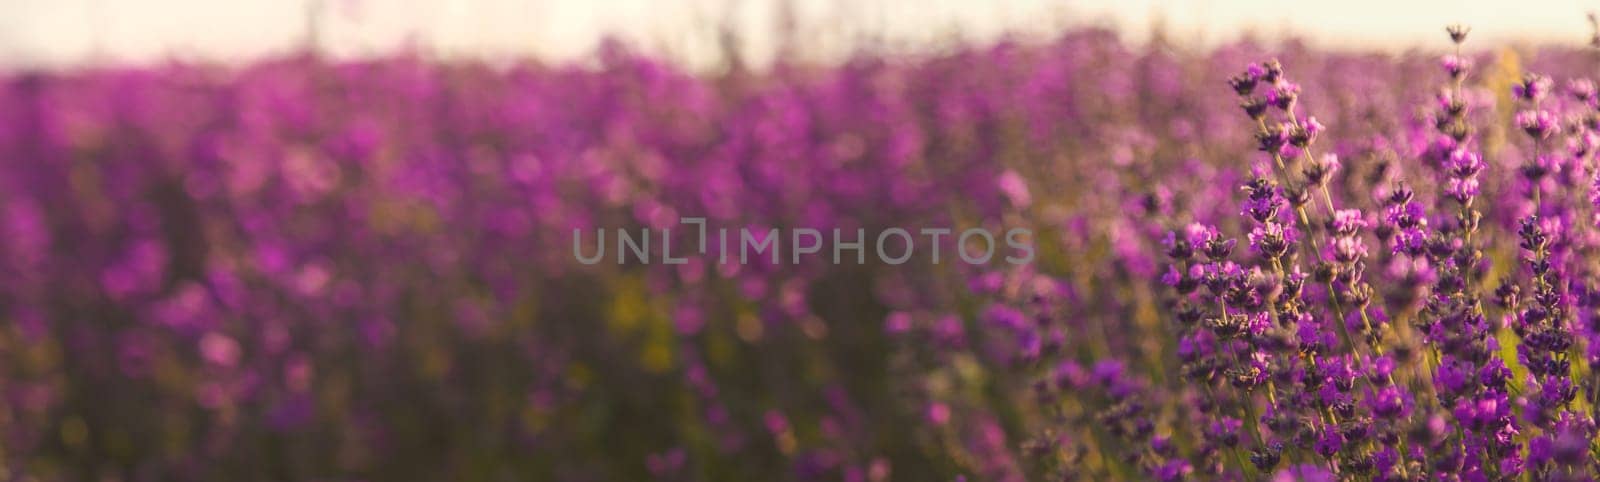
[0,0,1597,69]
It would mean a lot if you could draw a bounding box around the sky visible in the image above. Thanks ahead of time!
[0,0,1597,70]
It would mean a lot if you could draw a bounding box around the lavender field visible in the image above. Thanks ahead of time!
[8,21,1600,481]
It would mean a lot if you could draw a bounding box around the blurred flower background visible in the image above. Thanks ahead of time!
[7,1,1600,481]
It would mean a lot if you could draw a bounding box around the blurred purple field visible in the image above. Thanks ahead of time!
[8,22,1600,481]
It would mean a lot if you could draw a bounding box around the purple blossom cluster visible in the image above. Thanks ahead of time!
[1126,25,1600,481]
[6,19,1600,482]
